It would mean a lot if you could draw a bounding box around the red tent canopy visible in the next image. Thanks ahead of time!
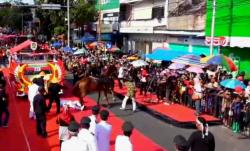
[10,40,33,54]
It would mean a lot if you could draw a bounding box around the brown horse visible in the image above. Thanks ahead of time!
[72,64,117,109]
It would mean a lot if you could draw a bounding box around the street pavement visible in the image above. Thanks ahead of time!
[88,93,250,151]
[65,74,249,151]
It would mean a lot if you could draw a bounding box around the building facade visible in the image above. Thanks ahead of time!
[95,0,121,46]
[120,0,214,56]
[206,0,250,77]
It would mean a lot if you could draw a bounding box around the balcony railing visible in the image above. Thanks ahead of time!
[120,18,166,28]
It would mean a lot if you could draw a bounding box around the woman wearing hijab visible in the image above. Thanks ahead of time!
[57,105,75,148]
[187,117,215,151]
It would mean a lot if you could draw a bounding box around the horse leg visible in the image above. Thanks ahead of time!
[97,90,101,106]
[104,90,111,108]
[79,93,86,110]
[111,90,116,102]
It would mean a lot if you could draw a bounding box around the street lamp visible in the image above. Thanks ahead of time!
[209,0,216,56]
[67,0,70,47]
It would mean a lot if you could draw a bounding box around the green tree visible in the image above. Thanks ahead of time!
[0,4,32,32]
[71,0,98,26]
[36,0,97,38]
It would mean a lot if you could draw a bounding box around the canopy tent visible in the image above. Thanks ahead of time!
[80,34,96,42]
[10,40,33,54]
[172,54,208,68]
[63,46,73,53]
[52,41,62,48]
[73,48,87,55]
[145,48,189,61]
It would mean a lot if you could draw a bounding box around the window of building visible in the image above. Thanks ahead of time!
[152,7,164,19]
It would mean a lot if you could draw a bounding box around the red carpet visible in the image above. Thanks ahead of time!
[114,81,220,124]
[0,69,165,151]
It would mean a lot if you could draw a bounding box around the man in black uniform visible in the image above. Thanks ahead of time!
[187,116,215,151]
[47,79,62,114]
[33,86,47,137]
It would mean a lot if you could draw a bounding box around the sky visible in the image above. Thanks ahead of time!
[0,0,34,4]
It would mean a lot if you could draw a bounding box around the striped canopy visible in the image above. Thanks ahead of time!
[172,54,208,68]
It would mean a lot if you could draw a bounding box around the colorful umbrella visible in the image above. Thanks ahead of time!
[127,56,139,61]
[203,54,237,71]
[108,47,120,52]
[186,66,204,74]
[168,63,186,70]
[131,60,148,67]
[220,79,246,89]
[172,54,208,68]
[88,41,104,48]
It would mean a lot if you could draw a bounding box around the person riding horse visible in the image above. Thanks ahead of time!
[72,64,117,110]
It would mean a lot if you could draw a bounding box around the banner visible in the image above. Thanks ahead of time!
[205,37,229,46]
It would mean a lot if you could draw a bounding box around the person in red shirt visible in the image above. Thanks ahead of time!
[140,67,149,96]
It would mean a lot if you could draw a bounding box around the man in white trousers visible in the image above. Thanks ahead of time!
[120,76,137,112]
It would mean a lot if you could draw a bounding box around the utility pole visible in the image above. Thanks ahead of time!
[67,0,70,47]
[22,13,24,34]
[209,0,216,56]
[98,0,102,42]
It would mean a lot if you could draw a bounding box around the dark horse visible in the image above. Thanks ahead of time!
[72,64,117,109]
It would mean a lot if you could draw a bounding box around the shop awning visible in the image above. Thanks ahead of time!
[145,48,192,61]
[10,40,33,54]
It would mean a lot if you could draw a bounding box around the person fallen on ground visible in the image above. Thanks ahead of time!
[57,104,75,148]
[187,116,215,151]
[96,109,112,151]
[88,105,100,136]
[78,117,98,151]
[115,121,134,151]
[61,121,87,151]
[173,135,188,151]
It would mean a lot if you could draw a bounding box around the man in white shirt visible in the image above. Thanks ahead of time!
[61,121,87,151]
[115,121,134,151]
[96,110,112,151]
[78,117,98,151]
[88,105,100,135]
[28,78,39,119]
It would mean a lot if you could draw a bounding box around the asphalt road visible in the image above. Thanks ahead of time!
[88,93,250,151]
[65,74,249,151]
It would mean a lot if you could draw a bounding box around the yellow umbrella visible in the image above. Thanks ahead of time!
[127,56,139,60]
[200,56,213,63]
